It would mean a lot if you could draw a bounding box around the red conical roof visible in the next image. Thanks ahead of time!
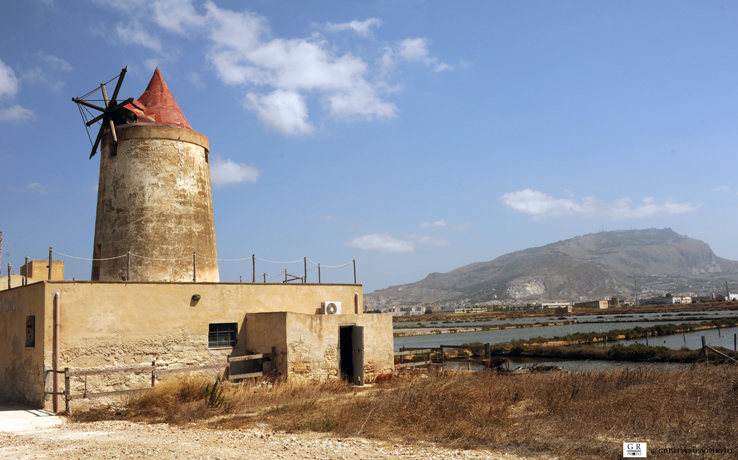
[136,68,192,130]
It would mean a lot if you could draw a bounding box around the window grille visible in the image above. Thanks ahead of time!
[208,323,237,348]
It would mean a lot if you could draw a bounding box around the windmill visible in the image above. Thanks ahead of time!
[72,66,136,159]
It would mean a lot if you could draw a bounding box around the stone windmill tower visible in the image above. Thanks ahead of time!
[73,68,219,282]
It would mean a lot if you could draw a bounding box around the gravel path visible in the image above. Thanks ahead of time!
[0,417,553,459]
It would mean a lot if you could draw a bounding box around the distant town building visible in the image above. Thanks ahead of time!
[542,302,572,309]
[573,300,609,309]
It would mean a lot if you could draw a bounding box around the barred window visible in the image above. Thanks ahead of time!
[25,316,35,348]
[208,323,237,348]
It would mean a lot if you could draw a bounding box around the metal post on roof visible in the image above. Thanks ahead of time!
[303,257,307,284]
[7,263,10,290]
[318,264,321,284]
[252,254,255,283]
[353,259,357,284]
[48,247,53,280]
[24,256,28,286]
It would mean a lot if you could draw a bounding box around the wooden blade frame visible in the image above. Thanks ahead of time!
[73,66,129,159]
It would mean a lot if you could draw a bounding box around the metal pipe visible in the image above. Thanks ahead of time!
[192,252,196,282]
[303,257,306,284]
[24,256,28,286]
[252,254,255,283]
[353,259,357,284]
[7,263,10,289]
[318,264,321,284]
[48,247,53,280]
[53,291,60,413]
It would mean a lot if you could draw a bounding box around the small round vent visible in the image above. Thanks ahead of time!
[325,302,338,314]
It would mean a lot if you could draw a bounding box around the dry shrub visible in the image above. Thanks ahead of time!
[72,375,235,424]
[74,367,738,458]
[236,367,738,458]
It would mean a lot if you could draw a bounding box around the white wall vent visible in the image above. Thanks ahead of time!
[322,301,341,315]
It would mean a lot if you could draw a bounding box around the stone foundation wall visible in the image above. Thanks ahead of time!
[45,332,239,412]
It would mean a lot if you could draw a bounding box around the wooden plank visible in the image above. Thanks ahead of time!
[69,388,149,400]
[228,353,274,362]
[69,366,154,377]
[705,345,738,364]
[228,371,265,380]
[72,98,108,113]
[154,363,226,376]
[396,360,432,369]
[394,349,431,356]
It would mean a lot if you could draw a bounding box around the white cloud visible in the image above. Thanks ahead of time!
[152,0,206,33]
[0,105,35,122]
[22,52,74,93]
[7,182,49,194]
[609,197,700,220]
[500,189,598,219]
[420,219,447,229]
[116,21,164,53]
[245,90,314,135]
[324,18,382,37]
[346,233,414,253]
[452,222,471,232]
[713,185,730,192]
[383,38,453,73]
[0,59,19,98]
[92,1,450,135]
[500,189,700,220]
[210,156,259,187]
[35,51,73,72]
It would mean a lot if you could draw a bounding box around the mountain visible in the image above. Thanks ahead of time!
[365,228,738,307]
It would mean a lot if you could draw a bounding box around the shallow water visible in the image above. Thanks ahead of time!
[442,356,687,372]
[396,310,738,330]
[394,320,705,351]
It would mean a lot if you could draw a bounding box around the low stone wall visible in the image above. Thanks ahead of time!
[44,332,237,412]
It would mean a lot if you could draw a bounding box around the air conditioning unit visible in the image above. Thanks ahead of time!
[322,301,341,315]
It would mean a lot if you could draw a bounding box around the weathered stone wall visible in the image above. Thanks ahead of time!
[1,281,385,410]
[92,124,218,282]
[0,282,46,406]
[289,313,393,382]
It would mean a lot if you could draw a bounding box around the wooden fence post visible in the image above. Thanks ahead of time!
[702,336,708,361]
[272,346,278,376]
[64,368,71,414]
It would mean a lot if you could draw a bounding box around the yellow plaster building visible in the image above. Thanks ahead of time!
[0,68,394,410]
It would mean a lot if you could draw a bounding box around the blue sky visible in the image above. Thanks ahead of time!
[2,1,738,292]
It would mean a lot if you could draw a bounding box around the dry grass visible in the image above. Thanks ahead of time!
[74,367,738,458]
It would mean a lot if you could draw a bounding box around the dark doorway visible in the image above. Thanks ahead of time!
[339,325,364,385]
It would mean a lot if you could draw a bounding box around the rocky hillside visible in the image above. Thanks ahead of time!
[366,228,738,307]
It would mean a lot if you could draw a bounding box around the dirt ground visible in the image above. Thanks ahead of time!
[0,414,554,460]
